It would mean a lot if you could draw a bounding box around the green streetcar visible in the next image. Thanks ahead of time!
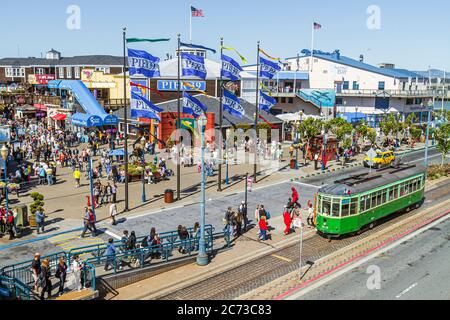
[315,164,426,238]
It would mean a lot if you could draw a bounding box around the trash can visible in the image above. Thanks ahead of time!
[164,189,174,204]
[290,159,297,169]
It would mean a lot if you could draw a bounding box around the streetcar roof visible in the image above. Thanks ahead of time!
[319,164,426,196]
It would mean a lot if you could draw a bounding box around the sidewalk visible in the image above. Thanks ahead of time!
[109,209,315,300]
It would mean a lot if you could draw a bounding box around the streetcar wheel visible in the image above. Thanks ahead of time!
[327,236,332,243]
[405,206,411,213]
[369,222,376,230]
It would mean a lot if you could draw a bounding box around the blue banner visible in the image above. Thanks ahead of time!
[183,92,207,119]
[130,92,162,121]
[221,54,243,81]
[259,91,277,113]
[181,53,207,79]
[222,89,245,118]
[131,79,149,99]
[157,80,206,92]
[259,56,281,79]
[128,48,161,78]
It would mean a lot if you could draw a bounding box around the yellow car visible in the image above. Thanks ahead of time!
[364,150,396,168]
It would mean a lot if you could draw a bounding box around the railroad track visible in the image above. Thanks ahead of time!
[157,180,450,300]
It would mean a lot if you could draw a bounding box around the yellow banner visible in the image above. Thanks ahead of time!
[259,48,281,62]
[260,82,273,96]
[222,46,248,64]
[182,82,213,98]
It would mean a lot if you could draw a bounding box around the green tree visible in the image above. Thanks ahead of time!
[435,123,450,166]
[367,128,377,146]
[298,118,323,162]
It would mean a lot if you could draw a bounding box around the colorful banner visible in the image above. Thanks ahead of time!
[127,38,170,43]
[180,42,216,54]
[222,89,245,118]
[130,92,162,121]
[259,56,281,79]
[221,54,243,81]
[128,48,161,78]
[222,46,248,64]
[183,92,208,119]
[181,52,207,79]
[259,90,277,113]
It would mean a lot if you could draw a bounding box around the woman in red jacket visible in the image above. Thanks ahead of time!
[259,216,268,241]
[283,207,292,235]
[291,187,301,208]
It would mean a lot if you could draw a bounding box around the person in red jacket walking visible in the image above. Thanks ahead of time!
[283,206,292,235]
[291,187,301,208]
[259,216,269,241]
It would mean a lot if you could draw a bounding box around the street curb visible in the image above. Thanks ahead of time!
[0,227,84,252]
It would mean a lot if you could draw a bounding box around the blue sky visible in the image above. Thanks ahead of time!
[1,0,449,71]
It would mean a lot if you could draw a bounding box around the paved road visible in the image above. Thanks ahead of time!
[300,215,450,300]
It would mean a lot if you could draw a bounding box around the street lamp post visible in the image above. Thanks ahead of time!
[1,145,9,212]
[87,150,95,218]
[140,136,147,203]
[225,140,229,186]
[110,110,115,151]
[197,114,209,266]
[425,99,434,170]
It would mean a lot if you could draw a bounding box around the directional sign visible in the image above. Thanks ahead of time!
[366,148,377,167]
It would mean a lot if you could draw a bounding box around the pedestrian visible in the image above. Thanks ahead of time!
[292,205,302,229]
[35,208,45,234]
[111,182,117,204]
[283,206,292,235]
[80,208,93,238]
[238,201,248,232]
[291,187,301,208]
[73,168,81,188]
[88,208,97,236]
[104,238,121,271]
[191,222,200,251]
[306,200,315,228]
[39,259,52,300]
[5,211,15,240]
[259,216,269,241]
[109,203,118,226]
[314,153,319,170]
[223,207,233,236]
[31,253,41,292]
[72,255,83,291]
[55,257,68,296]
[178,226,190,254]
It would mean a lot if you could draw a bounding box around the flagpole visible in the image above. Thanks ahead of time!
[442,68,446,112]
[218,37,224,192]
[254,41,260,183]
[190,5,192,43]
[177,34,182,201]
[122,27,129,212]
[310,22,314,72]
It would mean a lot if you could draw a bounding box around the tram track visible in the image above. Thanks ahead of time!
[156,179,450,300]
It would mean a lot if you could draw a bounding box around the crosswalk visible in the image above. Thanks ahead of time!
[47,230,106,260]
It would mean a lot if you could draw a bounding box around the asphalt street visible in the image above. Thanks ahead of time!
[299,214,450,300]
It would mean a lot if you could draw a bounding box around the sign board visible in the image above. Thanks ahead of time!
[366,148,377,167]
[157,80,206,92]
[0,126,11,143]
[247,177,253,193]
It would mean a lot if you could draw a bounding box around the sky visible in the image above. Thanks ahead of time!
[1,0,450,71]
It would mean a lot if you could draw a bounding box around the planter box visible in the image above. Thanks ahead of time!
[128,174,143,182]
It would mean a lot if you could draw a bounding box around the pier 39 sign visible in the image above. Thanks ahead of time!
[157,80,206,92]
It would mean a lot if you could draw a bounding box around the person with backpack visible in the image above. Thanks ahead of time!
[55,257,68,296]
[238,201,248,232]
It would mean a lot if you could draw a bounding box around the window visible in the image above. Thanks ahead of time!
[336,98,343,106]
[360,196,366,212]
[350,198,358,215]
[66,67,72,78]
[343,81,349,90]
[321,197,331,216]
[74,67,80,78]
[288,98,294,104]
[281,97,286,103]
[331,199,340,217]
[59,67,64,78]
[378,81,385,90]
[95,67,110,74]
[406,98,414,105]
[352,81,359,90]
[5,68,25,77]
[36,68,45,75]
[341,198,350,217]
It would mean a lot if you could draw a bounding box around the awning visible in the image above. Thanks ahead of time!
[52,114,67,121]
[108,149,125,157]
[33,104,48,111]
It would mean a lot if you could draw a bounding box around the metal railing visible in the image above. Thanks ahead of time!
[66,225,216,268]
[0,275,31,300]
[338,89,434,97]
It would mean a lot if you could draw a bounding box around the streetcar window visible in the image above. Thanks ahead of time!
[388,188,394,201]
[341,199,350,217]
[366,195,372,211]
[371,192,377,208]
[350,199,358,215]
[322,198,331,216]
[360,196,366,212]
[331,199,340,217]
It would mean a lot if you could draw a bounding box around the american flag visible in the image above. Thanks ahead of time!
[191,6,204,17]
[314,22,322,30]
